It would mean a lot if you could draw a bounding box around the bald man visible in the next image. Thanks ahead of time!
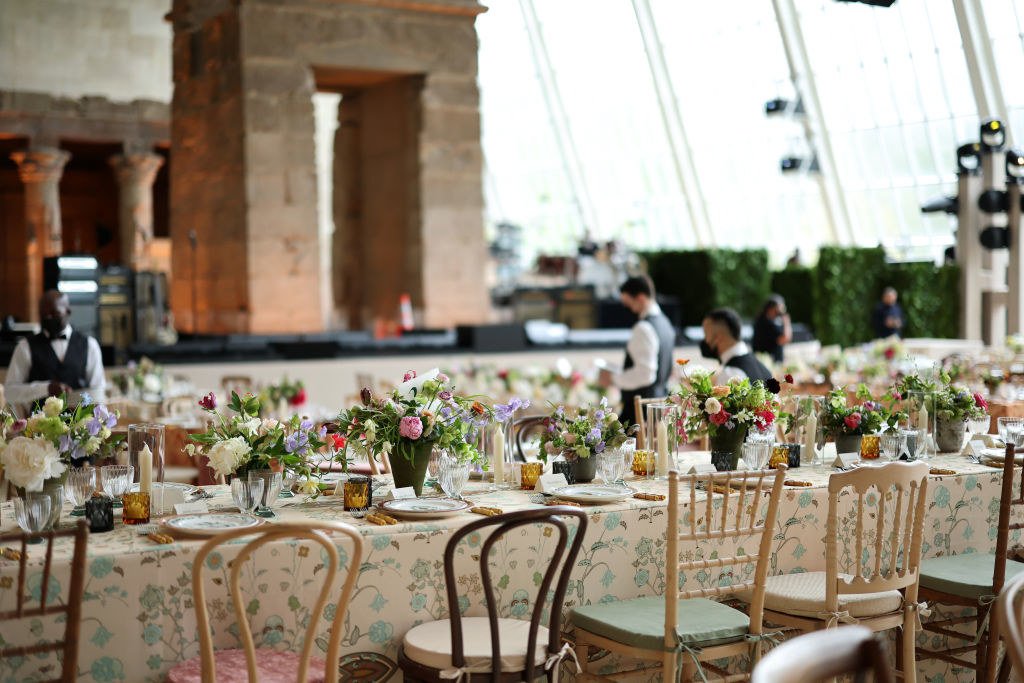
[4,290,106,411]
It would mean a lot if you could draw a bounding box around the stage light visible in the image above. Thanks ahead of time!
[979,189,1008,213]
[920,195,958,214]
[957,143,981,175]
[981,119,1006,151]
[780,155,819,173]
[1007,149,1024,184]
[764,98,804,116]
[980,226,1010,249]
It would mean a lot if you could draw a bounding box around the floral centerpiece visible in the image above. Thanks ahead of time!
[821,385,901,454]
[259,376,307,412]
[894,372,988,452]
[335,370,496,495]
[187,391,325,490]
[114,356,169,400]
[536,398,632,482]
[672,361,782,469]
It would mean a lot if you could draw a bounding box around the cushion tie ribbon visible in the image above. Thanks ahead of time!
[439,661,491,683]
[672,632,708,683]
[818,610,859,629]
[545,642,581,683]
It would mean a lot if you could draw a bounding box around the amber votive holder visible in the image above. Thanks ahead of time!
[122,492,150,525]
[86,497,114,533]
[344,476,370,512]
[860,434,880,459]
[769,445,789,469]
[520,462,543,490]
[632,450,654,477]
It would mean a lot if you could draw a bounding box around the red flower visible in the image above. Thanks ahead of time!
[974,393,988,410]
[884,348,895,360]
[570,371,583,385]
[498,369,509,380]
[757,409,776,425]
[198,392,216,411]
[844,412,862,430]
[330,433,346,450]
[288,388,307,406]
[784,374,794,384]
[709,410,730,426]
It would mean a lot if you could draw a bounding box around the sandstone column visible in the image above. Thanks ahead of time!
[109,152,164,268]
[10,146,71,321]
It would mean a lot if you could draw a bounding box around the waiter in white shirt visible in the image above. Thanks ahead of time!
[700,307,772,385]
[4,289,106,412]
[599,276,676,428]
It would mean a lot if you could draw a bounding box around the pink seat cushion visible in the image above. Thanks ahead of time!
[165,648,328,683]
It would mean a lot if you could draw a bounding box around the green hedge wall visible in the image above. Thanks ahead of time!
[813,246,888,346]
[887,261,960,339]
[770,266,814,325]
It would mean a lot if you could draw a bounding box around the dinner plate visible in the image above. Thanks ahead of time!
[379,497,470,519]
[161,513,264,536]
[550,484,635,504]
[130,481,197,495]
[980,447,1024,463]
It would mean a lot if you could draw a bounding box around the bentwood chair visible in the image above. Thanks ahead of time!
[917,442,1024,682]
[571,466,788,682]
[742,461,930,683]
[0,520,89,683]
[220,375,255,398]
[399,508,587,682]
[166,521,363,683]
[514,416,548,463]
[751,625,894,683]
[992,568,1024,682]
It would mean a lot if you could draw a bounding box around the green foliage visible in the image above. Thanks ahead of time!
[813,247,888,346]
[886,261,960,339]
[771,266,814,325]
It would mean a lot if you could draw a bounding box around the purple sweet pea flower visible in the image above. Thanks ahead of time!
[725,420,736,430]
[93,405,116,429]
[595,441,606,453]
[285,432,309,454]
[595,410,605,422]
[318,425,327,438]
[556,406,564,417]
[587,427,601,443]
[300,419,314,431]
[86,419,101,436]
[600,397,608,408]
[59,434,73,453]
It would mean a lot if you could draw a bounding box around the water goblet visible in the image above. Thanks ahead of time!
[249,471,282,518]
[880,432,902,461]
[438,454,470,499]
[280,470,297,497]
[13,494,52,541]
[101,465,134,507]
[742,442,769,471]
[231,477,264,514]
[998,417,1024,444]
[66,467,97,517]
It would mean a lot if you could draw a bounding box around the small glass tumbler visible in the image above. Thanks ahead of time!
[101,465,134,508]
[67,467,97,517]
[998,417,1024,443]
[551,460,575,486]
[280,470,297,498]
[860,434,881,459]
[632,450,654,477]
[343,475,371,512]
[249,471,282,518]
[13,494,52,540]
[85,497,114,532]
[231,477,264,514]
[122,492,151,525]
[438,455,470,499]
[520,462,543,489]
[768,444,789,469]
[881,432,902,461]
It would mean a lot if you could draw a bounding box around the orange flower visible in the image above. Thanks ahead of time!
[676,359,691,366]
[471,401,486,415]
[711,385,731,398]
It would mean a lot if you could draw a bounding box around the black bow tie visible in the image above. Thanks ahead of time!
[48,333,67,340]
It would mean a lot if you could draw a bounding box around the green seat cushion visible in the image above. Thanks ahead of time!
[920,553,1024,600]
[569,596,749,651]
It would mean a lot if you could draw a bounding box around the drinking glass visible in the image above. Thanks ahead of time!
[101,465,134,507]
[249,471,282,518]
[122,492,151,525]
[13,494,52,540]
[85,497,114,533]
[998,417,1024,443]
[967,415,992,439]
[880,432,902,461]
[551,460,575,486]
[280,470,297,497]
[597,450,625,485]
[520,462,543,489]
[742,441,771,470]
[231,477,265,514]
[632,450,654,477]
[898,428,925,460]
[67,467,97,516]
[438,455,470,499]
[343,475,371,511]
[427,449,441,480]
[860,434,881,459]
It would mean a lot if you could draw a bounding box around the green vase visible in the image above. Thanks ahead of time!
[390,441,433,496]
[834,433,862,455]
[708,426,749,471]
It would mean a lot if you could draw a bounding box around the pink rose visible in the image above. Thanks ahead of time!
[709,410,730,426]
[844,412,862,430]
[399,416,424,439]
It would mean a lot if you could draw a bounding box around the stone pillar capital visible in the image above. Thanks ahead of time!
[110,153,164,268]
[10,147,70,184]
[109,153,164,188]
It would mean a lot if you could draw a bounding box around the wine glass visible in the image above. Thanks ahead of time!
[67,467,97,517]
[280,470,297,498]
[998,417,1023,444]
[249,471,282,518]
[101,465,134,507]
[14,494,52,541]
[437,454,470,499]
[232,477,264,514]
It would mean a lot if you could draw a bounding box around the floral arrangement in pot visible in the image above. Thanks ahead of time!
[0,396,124,528]
[114,356,169,400]
[187,391,325,492]
[259,376,307,412]
[335,369,496,496]
[821,385,901,454]
[536,397,633,482]
[894,372,988,452]
[671,362,782,470]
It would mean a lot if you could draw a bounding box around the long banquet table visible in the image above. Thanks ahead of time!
[0,452,1015,682]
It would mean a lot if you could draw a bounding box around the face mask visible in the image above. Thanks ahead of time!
[41,318,64,336]
[700,339,718,360]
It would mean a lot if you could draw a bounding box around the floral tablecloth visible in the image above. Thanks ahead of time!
[0,452,1015,682]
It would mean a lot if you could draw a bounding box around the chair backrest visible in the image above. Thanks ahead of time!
[633,396,668,450]
[443,507,587,682]
[191,521,363,683]
[220,376,254,396]
[751,625,894,683]
[994,566,1024,676]
[825,461,929,611]
[665,466,787,650]
[161,395,197,417]
[0,520,89,683]
[513,415,547,463]
[995,442,1024,595]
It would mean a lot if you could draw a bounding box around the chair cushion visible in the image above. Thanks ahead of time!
[920,553,1024,600]
[402,617,549,673]
[165,648,328,683]
[739,571,902,620]
[569,595,749,651]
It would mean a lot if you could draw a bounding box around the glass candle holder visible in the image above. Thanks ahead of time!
[646,402,677,479]
[768,445,790,469]
[632,450,654,477]
[344,476,370,512]
[122,491,151,525]
[551,461,575,486]
[86,497,114,532]
[128,423,165,493]
[860,434,881,459]
[520,462,543,490]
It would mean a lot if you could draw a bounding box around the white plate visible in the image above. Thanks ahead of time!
[161,513,263,536]
[379,498,470,519]
[981,447,1024,463]
[550,484,635,504]
[130,481,197,495]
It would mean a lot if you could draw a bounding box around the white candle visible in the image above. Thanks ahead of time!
[139,443,153,494]
[657,421,670,476]
[493,427,505,486]
[804,409,818,463]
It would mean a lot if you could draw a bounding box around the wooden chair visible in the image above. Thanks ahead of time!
[917,442,1024,681]
[514,415,548,463]
[572,466,788,682]
[751,625,894,683]
[220,375,255,398]
[742,461,929,683]
[992,567,1024,682]
[161,395,197,418]
[166,521,363,683]
[398,507,587,682]
[0,520,89,683]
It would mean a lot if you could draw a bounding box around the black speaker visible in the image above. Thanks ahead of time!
[42,254,99,338]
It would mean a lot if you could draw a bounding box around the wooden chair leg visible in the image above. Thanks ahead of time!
[901,615,917,683]
[977,610,989,683]
[575,633,590,676]
[997,655,1011,683]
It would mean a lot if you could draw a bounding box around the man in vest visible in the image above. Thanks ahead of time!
[701,307,772,384]
[599,275,675,429]
[4,290,107,412]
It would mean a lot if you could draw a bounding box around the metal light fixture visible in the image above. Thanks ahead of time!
[981,119,1006,151]
[1007,149,1024,184]
[957,142,981,174]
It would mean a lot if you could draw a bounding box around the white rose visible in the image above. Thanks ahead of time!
[43,396,64,417]
[0,436,66,492]
[206,436,252,478]
[728,376,744,385]
[704,398,722,415]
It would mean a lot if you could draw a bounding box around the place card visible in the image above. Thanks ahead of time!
[687,463,718,475]
[535,473,569,494]
[152,487,187,515]
[964,438,987,458]
[832,452,859,470]
[386,487,417,501]
[173,501,209,515]
[823,442,838,460]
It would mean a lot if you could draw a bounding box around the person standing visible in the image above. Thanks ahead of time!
[598,276,675,428]
[4,290,106,412]
[872,287,905,338]
[701,307,773,384]
[752,295,792,364]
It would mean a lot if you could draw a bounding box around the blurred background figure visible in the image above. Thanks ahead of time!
[872,287,905,339]
[752,294,792,363]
